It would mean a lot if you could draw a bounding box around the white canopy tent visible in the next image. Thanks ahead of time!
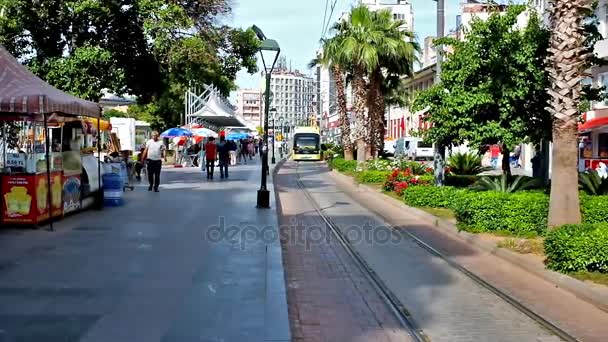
[184,85,255,132]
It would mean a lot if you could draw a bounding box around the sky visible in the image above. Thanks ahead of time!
[226,0,463,98]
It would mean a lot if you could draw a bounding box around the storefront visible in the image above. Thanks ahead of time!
[579,109,608,170]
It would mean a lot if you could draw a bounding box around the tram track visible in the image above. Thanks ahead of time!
[294,161,579,342]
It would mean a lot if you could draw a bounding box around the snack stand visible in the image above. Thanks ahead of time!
[0,46,102,228]
[579,109,608,170]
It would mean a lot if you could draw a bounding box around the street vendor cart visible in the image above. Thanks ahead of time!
[0,46,102,228]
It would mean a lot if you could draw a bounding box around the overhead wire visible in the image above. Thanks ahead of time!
[321,0,331,40]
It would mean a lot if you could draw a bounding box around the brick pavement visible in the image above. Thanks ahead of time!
[275,162,414,342]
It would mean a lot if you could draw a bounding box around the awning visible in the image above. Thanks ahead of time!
[579,117,608,132]
[83,118,112,131]
[0,46,101,118]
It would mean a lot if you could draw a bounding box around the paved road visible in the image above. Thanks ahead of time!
[0,160,290,342]
[288,161,562,342]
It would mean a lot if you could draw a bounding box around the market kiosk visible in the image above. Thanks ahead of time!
[0,46,102,227]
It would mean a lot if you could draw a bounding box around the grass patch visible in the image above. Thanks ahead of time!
[420,207,456,221]
[570,271,608,287]
[497,238,545,256]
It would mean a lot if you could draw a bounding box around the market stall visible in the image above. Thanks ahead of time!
[0,46,102,227]
[579,109,608,170]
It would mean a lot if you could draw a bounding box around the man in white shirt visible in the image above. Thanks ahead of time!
[142,131,166,192]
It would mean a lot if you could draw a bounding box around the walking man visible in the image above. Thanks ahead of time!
[143,131,166,192]
[205,137,217,180]
[217,136,231,179]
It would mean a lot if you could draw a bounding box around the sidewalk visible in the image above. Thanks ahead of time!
[0,158,290,342]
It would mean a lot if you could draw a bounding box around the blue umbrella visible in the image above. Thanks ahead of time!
[160,127,193,138]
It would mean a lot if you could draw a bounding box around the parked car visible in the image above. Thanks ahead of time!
[394,137,434,161]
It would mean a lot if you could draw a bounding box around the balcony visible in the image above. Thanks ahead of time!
[594,38,608,60]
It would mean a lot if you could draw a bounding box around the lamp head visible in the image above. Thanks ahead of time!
[252,25,267,41]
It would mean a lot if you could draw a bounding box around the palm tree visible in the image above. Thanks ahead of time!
[546,0,589,226]
[333,5,419,162]
[310,38,354,160]
[367,10,419,157]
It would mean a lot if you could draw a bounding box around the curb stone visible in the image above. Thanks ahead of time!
[329,169,608,314]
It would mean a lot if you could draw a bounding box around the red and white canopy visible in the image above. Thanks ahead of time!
[0,46,101,118]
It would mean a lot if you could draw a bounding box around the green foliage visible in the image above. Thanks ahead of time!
[445,175,479,188]
[413,6,552,150]
[0,0,258,127]
[446,152,491,175]
[580,195,608,224]
[392,159,431,175]
[453,191,549,237]
[402,186,466,209]
[356,170,391,184]
[330,158,357,173]
[470,174,541,193]
[545,224,608,273]
[579,170,608,195]
[365,159,393,171]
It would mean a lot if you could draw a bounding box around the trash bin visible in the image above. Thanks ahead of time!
[102,173,124,207]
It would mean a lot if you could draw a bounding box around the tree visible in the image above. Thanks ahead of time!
[414,6,552,176]
[366,10,419,157]
[332,5,418,163]
[546,0,592,226]
[310,38,354,160]
[0,0,259,127]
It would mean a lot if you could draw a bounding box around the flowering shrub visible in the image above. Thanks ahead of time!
[383,168,434,193]
[366,159,393,171]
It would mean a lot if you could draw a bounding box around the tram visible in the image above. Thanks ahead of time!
[292,126,323,161]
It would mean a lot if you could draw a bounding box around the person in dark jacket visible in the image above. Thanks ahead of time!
[217,136,231,179]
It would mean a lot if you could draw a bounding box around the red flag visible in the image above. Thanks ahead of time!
[399,117,405,133]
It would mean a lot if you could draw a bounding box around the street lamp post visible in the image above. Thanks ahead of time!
[253,25,280,209]
[270,108,277,164]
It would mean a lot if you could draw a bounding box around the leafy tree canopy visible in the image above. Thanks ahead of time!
[413,5,552,151]
[0,0,259,127]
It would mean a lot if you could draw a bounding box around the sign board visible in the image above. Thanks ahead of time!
[6,153,25,168]
[63,174,81,214]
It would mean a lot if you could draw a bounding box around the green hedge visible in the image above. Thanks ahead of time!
[356,170,391,183]
[580,195,608,224]
[330,158,357,173]
[545,223,608,273]
[402,186,466,209]
[445,175,479,188]
[452,191,549,237]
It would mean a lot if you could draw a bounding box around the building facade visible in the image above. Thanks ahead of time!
[235,88,262,128]
[360,0,414,31]
[265,68,317,132]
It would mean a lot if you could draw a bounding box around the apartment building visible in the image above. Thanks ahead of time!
[235,88,262,128]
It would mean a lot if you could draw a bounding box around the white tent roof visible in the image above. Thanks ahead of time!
[187,86,252,128]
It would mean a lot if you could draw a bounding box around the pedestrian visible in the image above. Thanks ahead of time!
[229,139,237,166]
[490,144,501,170]
[240,139,248,164]
[134,147,145,181]
[199,139,207,172]
[142,131,166,192]
[248,138,255,159]
[217,136,231,179]
[205,137,217,179]
[258,139,264,159]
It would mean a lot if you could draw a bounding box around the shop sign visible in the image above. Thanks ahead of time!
[2,175,36,223]
[5,153,25,168]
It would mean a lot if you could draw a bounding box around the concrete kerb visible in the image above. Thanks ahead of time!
[328,169,608,314]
